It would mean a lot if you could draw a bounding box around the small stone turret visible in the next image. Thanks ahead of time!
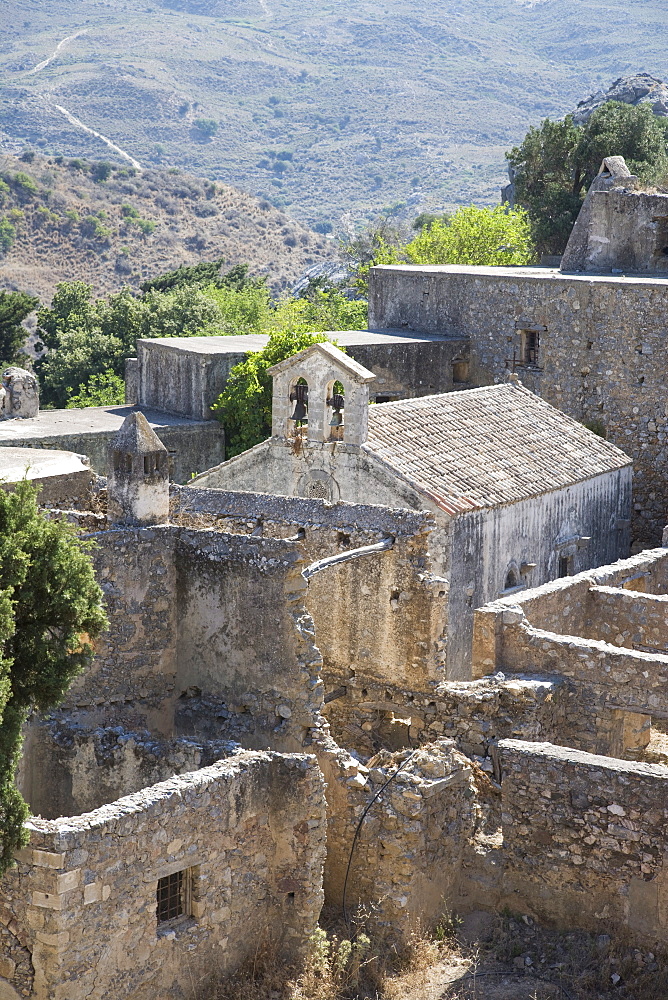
[0,366,39,419]
[107,411,169,526]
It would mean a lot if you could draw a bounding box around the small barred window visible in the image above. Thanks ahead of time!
[157,869,191,924]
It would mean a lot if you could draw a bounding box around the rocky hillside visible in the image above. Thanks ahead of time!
[572,73,668,124]
[2,0,667,234]
[0,153,335,302]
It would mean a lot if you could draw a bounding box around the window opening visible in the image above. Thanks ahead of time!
[374,395,392,404]
[157,869,191,924]
[521,330,540,366]
[504,568,520,591]
[653,216,668,262]
[452,358,469,384]
[306,480,330,500]
[558,555,572,578]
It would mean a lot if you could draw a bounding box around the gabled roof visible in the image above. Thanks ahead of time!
[267,342,376,384]
[365,381,631,515]
[111,411,168,455]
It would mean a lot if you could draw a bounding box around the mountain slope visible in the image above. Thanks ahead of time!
[0,153,335,301]
[1,0,667,232]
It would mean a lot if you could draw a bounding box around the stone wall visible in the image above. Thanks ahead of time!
[0,752,326,1000]
[174,528,323,750]
[63,524,323,748]
[18,716,236,819]
[499,740,668,945]
[136,334,470,422]
[63,528,179,735]
[314,736,479,937]
[172,486,446,693]
[368,264,668,544]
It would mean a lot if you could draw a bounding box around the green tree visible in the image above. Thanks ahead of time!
[0,291,38,364]
[0,218,16,255]
[404,205,535,266]
[0,482,107,872]
[36,283,226,407]
[193,118,219,139]
[66,370,125,408]
[507,102,668,254]
[211,330,333,457]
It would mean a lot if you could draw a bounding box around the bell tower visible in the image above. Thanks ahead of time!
[268,342,376,447]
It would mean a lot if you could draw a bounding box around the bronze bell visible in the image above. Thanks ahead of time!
[290,398,308,422]
[327,392,344,426]
[289,382,308,422]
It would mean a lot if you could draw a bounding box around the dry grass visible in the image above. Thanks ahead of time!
[0,153,335,303]
[195,908,668,1000]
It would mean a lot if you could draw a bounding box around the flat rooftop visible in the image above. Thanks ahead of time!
[372,264,668,287]
[0,446,89,481]
[0,405,209,443]
[137,328,461,355]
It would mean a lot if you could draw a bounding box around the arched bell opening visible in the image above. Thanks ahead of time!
[288,376,309,440]
[326,379,345,442]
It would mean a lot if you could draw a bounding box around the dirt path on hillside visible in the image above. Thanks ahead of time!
[50,104,143,170]
[26,29,88,75]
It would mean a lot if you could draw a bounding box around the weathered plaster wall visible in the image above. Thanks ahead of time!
[499,740,668,945]
[449,468,631,675]
[174,485,449,691]
[62,528,178,735]
[174,529,323,750]
[369,264,668,544]
[61,524,324,748]
[1,752,326,1000]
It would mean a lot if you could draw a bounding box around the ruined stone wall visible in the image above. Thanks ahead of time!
[60,524,324,749]
[315,736,479,937]
[62,528,179,735]
[499,740,668,945]
[322,673,567,765]
[472,548,668,674]
[174,529,323,750]
[0,752,326,1000]
[172,486,447,694]
[369,264,668,544]
[18,716,236,819]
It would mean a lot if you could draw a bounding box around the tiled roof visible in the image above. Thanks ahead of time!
[365,381,631,515]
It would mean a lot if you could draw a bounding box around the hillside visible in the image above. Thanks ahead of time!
[0,153,335,302]
[1,0,667,235]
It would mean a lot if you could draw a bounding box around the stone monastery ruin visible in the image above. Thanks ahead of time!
[3,160,668,997]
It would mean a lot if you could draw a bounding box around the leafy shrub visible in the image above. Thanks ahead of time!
[11,172,38,195]
[0,218,16,254]
[134,218,156,235]
[91,161,113,183]
[193,118,219,138]
[66,369,125,408]
[121,204,140,219]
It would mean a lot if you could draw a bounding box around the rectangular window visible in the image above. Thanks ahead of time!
[522,330,540,366]
[558,555,572,578]
[157,869,192,924]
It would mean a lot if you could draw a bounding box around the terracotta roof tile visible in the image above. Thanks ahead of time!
[365,382,630,513]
